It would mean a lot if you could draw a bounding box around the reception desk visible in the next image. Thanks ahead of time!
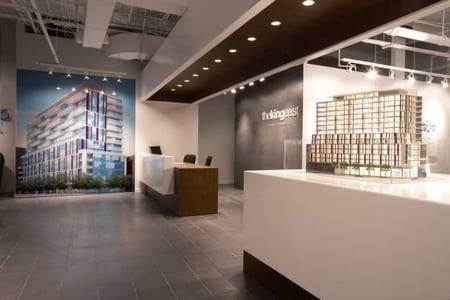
[138,154,218,216]
[244,170,450,299]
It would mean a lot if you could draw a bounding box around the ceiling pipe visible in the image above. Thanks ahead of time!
[385,26,450,47]
[363,38,450,60]
[341,57,449,79]
[29,0,60,64]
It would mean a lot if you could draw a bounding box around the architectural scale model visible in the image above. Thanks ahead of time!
[306,90,427,178]
[21,84,125,182]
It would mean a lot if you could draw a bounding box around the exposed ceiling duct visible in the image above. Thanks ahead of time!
[103,32,164,61]
[385,26,450,47]
[83,0,115,48]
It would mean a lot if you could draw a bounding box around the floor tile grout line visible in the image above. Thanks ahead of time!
[181,257,216,299]
[0,236,22,270]
[120,243,141,300]
[58,217,77,298]
[16,250,41,300]
[160,271,179,300]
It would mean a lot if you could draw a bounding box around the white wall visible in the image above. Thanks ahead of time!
[0,20,17,195]
[304,63,450,173]
[199,93,235,184]
[135,100,199,191]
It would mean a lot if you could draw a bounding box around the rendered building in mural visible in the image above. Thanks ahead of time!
[21,84,125,181]
[307,89,427,178]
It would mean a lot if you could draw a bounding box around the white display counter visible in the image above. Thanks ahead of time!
[244,170,450,300]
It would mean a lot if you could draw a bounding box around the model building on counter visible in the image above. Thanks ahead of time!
[306,90,427,178]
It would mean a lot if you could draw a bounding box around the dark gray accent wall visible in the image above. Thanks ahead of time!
[234,66,303,189]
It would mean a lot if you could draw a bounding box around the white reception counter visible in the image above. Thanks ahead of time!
[137,153,176,194]
[244,170,450,300]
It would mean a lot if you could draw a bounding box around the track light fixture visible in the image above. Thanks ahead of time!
[367,66,377,79]
[346,63,356,73]
[407,72,415,84]
[84,74,90,80]
[102,76,108,82]
[441,78,448,88]
[38,62,127,81]
[388,69,395,79]
[426,74,434,84]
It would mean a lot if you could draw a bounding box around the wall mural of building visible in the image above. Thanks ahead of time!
[16,69,135,192]
[307,89,427,179]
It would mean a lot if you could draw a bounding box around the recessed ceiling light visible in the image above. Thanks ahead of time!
[184,79,190,83]
[239,86,245,90]
[193,73,199,77]
[229,49,237,53]
[202,67,209,71]
[247,37,256,42]
[249,82,255,86]
[171,88,176,91]
[231,89,237,94]
[214,59,222,63]
[177,84,183,87]
[271,20,281,26]
[302,0,315,6]
[259,77,265,82]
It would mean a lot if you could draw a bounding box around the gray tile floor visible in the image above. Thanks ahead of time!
[0,186,276,300]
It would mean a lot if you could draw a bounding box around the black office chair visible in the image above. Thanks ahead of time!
[183,154,196,164]
[205,156,212,166]
[149,146,162,155]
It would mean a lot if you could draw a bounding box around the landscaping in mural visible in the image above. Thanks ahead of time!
[16,69,135,195]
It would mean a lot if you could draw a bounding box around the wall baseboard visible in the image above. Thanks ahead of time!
[0,192,15,199]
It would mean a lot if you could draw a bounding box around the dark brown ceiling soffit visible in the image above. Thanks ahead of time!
[147,0,444,104]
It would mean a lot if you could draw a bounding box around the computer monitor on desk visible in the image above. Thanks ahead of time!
[149,146,162,155]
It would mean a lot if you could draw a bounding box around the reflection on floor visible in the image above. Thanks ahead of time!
[0,186,276,300]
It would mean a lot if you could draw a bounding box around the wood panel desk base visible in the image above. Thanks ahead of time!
[145,163,218,217]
